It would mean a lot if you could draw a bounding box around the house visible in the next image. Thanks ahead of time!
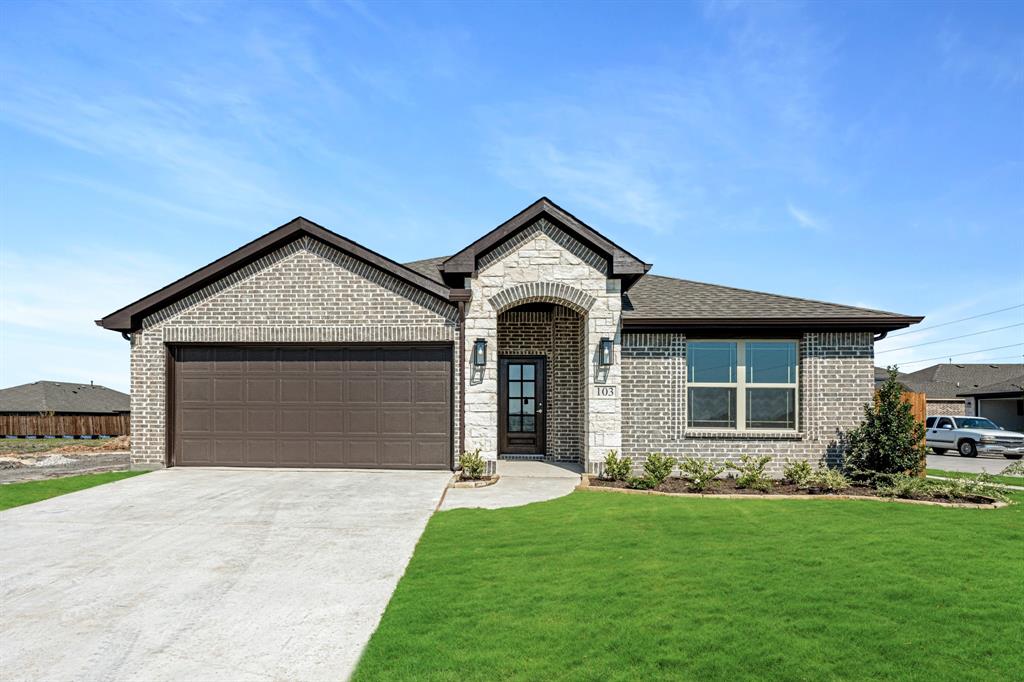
[898,363,1024,418]
[957,373,1024,432]
[0,381,130,437]
[97,198,921,474]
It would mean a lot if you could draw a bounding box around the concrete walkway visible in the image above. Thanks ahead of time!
[1,468,450,682]
[441,460,582,510]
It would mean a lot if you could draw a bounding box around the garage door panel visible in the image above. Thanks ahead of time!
[314,379,343,402]
[280,409,311,433]
[213,378,244,402]
[415,378,447,404]
[173,345,450,469]
[416,441,449,467]
[179,439,211,465]
[415,409,448,436]
[181,377,212,402]
[247,440,277,466]
[314,409,345,434]
[346,378,378,403]
[280,379,311,403]
[213,409,244,433]
[180,409,211,433]
[381,441,413,466]
[246,378,277,402]
[214,440,245,464]
[247,409,276,432]
[381,378,412,403]
[382,410,412,435]
[278,440,311,464]
[347,440,379,466]
[347,409,378,435]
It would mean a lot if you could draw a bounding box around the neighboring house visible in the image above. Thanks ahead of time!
[899,363,1024,418]
[0,381,130,436]
[97,198,921,474]
[873,366,908,390]
[957,374,1024,432]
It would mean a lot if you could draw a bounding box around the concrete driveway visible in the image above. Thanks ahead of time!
[0,468,450,681]
[926,452,1020,474]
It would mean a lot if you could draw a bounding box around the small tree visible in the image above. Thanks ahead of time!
[845,367,925,476]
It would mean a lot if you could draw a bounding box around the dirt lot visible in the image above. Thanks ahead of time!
[0,436,129,456]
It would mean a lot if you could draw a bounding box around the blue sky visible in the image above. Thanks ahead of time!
[1,0,1021,392]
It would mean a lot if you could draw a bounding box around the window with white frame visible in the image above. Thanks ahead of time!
[686,340,798,430]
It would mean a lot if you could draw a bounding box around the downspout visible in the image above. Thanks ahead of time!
[121,332,132,342]
[873,331,887,342]
[458,300,466,461]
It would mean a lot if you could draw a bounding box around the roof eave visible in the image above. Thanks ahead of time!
[621,316,924,332]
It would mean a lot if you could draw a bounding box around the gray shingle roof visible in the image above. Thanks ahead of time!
[899,364,1024,399]
[955,374,1024,398]
[403,259,918,328]
[621,275,915,323]
[0,381,130,414]
[403,256,447,285]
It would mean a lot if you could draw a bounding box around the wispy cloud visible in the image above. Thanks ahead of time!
[787,202,825,231]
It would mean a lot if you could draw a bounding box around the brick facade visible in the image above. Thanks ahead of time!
[497,306,585,461]
[620,331,874,477]
[926,399,966,416]
[129,237,458,468]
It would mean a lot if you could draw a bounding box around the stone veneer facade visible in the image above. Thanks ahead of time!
[620,331,875,476]
[925,399,966,416]
[463,218,621,463]
[129,237,458,468]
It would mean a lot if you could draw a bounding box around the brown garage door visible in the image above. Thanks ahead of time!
[171,345,451,469]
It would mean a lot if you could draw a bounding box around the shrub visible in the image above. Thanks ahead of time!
[845,367,926,477]
[679,457,725,492]
[602,450,632,481]
[728,454,773,492]
[627,475,655,490]
[878,473,927,499]
[1002,461,1024,477]
[642,452,677,487]
[782,460,814,488]
[932,474,1009,503]
[458,448,485,480]
[815,468,850,493]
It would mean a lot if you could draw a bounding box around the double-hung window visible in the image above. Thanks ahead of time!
[687,340,798,431]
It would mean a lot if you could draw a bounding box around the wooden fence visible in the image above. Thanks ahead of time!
[0,413,130,437]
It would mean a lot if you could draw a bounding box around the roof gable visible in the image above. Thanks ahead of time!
[98,217,451,333]
[439,197,650,288]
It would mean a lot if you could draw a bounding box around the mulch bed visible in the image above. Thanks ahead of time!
[587,476,998,505]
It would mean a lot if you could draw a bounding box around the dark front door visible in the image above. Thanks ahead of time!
[499,357,546,455]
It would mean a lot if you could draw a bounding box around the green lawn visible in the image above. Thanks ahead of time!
[355,491,1023,681]
[0,471,146,511]
[0,437,118,455]
[927,468,1024,487]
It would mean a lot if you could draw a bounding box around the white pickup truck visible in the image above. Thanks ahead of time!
[925,416,1024,458]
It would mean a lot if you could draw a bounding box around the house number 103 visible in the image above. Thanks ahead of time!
[596,386,616,397]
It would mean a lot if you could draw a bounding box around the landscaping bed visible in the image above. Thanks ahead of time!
[586,475,1001,505]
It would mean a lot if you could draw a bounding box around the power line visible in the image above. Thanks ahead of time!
[888,343,1024,367]
[877,322,1024,353]
[888,303,1024,338]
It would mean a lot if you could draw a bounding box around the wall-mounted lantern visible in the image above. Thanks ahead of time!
[599,337,614,366]
[472,338,487,367]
